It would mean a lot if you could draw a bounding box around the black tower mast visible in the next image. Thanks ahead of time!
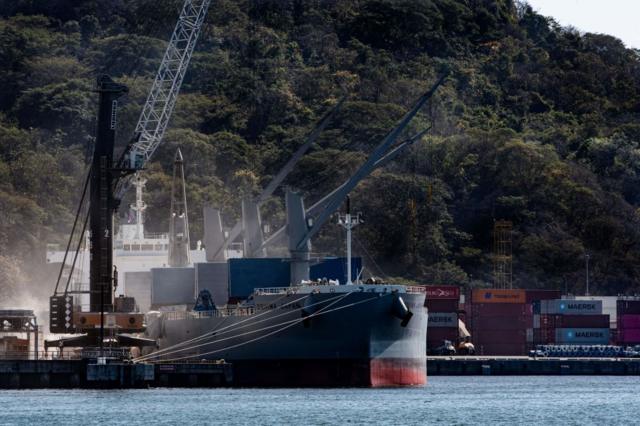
[90,76,128,347]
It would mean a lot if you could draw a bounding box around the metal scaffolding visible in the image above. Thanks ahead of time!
[493,220,513,289]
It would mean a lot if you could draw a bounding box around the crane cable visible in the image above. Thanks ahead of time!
[135,292,313,361]
[135,291,353,362]
[53,167,91,295]
[146,290,381,364]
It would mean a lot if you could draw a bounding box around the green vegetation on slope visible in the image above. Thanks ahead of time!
[1,0,640,297]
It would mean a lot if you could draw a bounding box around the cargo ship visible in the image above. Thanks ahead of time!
[142,283,427,387]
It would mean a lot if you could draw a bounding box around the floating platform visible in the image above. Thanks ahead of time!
[0,359,233,389]
[428,356,640,375]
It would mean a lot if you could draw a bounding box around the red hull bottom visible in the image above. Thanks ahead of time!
[229,358,426,387]
[370,357,427,387]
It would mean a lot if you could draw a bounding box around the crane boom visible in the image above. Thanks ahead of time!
[208,97,347,260]
[295,74,447,250]
[255,127,431,255]
[117,0,212,198]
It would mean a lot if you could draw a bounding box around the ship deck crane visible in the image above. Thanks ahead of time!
[277,74,447,284]
[47,0,212,352]
[207,96,347,261]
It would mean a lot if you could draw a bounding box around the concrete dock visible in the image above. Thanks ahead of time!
[428,356,640,375]
[0,359,233,389]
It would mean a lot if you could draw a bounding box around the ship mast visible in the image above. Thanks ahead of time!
[130,175,147,240]
[338,196,361,285]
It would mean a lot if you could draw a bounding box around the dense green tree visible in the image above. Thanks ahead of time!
[2,0,640,298]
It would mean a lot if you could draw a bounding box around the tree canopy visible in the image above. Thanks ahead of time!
[1,0,640,299]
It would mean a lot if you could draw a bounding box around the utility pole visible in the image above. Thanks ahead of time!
[585,253,590,296]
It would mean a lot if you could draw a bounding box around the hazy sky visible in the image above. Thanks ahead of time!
[526,0,640,49]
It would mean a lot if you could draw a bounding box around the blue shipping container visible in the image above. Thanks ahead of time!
[228,257,363,299]
[310,257,362,285]
[228,258,290,299]
[555,328,610,344]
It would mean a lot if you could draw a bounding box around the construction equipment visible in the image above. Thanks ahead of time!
[47,0,213,351]
[120,0,212,178]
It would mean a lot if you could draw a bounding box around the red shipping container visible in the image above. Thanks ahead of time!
[541,314,610,329]
[426,299,459,312]
[471,316,532,330]
[619,315,640,329]
[471,303,532,316]
[477,343,527,356]
[525,290,562,304]
[617,300,640,315]
[424,285,460,300]
[618,329,640,343]
[472,329,527,343]
[533,328,555,344]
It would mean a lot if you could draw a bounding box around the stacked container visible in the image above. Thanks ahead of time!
[532,299,609,345]
[617,299,640,345]
[470,289,530,356]
[425,285,460,351]
[525,290,562,347]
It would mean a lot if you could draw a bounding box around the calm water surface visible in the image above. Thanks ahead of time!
[0,376,638,425]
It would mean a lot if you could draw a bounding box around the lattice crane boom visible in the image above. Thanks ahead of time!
[117,0,212,198]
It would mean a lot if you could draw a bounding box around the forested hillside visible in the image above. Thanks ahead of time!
[1,0,640,299]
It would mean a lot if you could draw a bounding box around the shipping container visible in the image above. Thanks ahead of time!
[471,303,532,316]
[310,256,362,284]
[427,327,458,347]
[618,328,640,343]
[477,342,527,356]
[541,299,602,315]
[576,296,617,323]
[617,300,640,315]
[425,299,459,312]
[525,290,562,304]
[533,314,540,329]
[151,267,195,306]
[228,257,362,299]
[195,262,229,305]
[619,314,640,330]
[555,328,610,344]
[532,301,541,314]
[532,328,555,344]
[424,285,460,300]
[471,289,526,304]
[428,312,458,328]
[471,329,527,343]
[470,316,532,330]
[539,314,610,329]
[526,328,533,343]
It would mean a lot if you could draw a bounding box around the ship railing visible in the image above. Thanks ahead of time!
[405,286,427,294]
[253,287,299,295]
[0,351,82,361]
[164,307,256,320]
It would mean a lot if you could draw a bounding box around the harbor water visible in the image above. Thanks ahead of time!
[0,376,639,425]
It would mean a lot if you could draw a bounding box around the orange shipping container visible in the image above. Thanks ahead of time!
[471,289,526,304]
